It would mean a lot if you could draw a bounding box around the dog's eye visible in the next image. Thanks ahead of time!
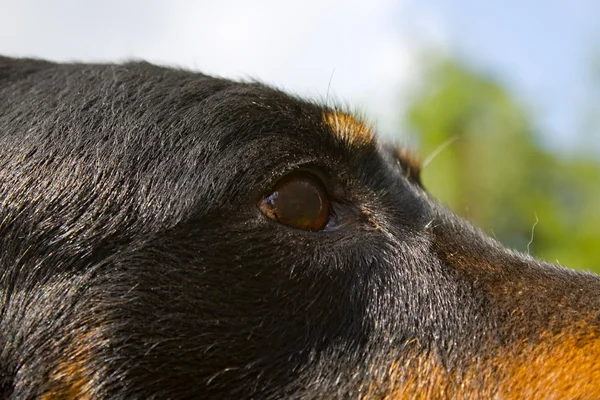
[258,173,329,231]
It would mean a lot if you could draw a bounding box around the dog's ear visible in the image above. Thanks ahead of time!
[0,56,54,85]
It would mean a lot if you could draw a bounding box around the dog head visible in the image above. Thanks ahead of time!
[1,57,599,399]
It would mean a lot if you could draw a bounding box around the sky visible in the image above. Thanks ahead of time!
[0,0,598,153]
[400,0,600,153]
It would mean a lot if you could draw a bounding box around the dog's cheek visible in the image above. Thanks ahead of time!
[102,210,455,397]
[85,225,374,395]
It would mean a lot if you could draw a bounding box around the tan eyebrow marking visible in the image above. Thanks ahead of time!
[322,111,374,147]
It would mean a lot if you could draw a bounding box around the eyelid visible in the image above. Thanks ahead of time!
[263,165,331,198]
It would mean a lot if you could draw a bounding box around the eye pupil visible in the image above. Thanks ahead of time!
[259,174,329,231]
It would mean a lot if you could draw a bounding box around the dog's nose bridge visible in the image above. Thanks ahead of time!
[429,210,600,330]
[368,213,600,397]
[360,234,600,398]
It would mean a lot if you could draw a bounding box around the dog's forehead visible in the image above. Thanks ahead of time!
[202,81,378,151]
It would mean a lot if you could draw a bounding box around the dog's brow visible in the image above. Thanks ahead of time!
[322,111,374,147]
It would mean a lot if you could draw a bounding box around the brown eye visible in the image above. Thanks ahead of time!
[258,173,330,231]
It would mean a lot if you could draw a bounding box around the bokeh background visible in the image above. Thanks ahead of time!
[1,0,598,272]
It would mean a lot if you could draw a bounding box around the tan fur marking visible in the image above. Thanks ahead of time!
[394,147,422,185]
[39,329,102,400]
[364,329,600,399]
[323,111,374,147]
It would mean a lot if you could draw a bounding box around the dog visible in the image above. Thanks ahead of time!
[0,56,598,399]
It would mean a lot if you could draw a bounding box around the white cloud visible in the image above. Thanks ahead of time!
[0,0,447,138]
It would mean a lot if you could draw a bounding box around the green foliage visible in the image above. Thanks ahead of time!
[404,58,600,273]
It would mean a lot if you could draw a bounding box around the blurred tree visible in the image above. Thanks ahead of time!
[404,57,600,273]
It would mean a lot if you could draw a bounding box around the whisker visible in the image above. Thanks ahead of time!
[326,68,336,108]
[422,135,459,169]
[527,212,539,255]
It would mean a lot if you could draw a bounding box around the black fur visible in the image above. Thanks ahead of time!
[0,56,599,399]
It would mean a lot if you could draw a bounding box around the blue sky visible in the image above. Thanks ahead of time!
[0,1,598,153]
[402,0,599,153]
